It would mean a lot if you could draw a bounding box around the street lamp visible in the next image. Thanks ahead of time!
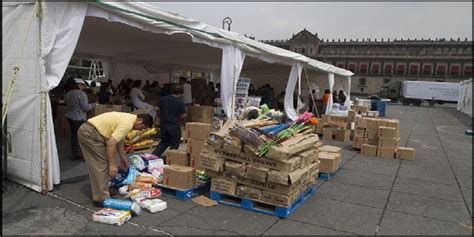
[222,17,232,31]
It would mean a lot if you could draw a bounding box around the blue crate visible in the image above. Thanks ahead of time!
[156,180,210,201]
[318,159,343,181]
[210,185,317,218]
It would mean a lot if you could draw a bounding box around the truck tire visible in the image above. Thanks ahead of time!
[402,99,410,106]
[413,100,422,106]
[428,100,436,106]
[437,101,445,105]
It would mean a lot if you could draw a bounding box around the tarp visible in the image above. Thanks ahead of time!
[2,1,352,192]
[457,78,472,117]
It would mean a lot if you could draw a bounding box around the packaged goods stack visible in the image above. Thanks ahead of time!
[190,79,208,105]
[124,128,158,154]
[354,117,416,160]
[185,106,215,124]
[317,115,351,142]
[186,122,212,168]
[200,116,322,211]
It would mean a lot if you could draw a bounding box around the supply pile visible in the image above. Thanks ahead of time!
[316,114,353,142]
[199,112,322,207]
[318,145,342,174]
[124,128,158,153]
[353,117,415,160]
[93,153,168,226]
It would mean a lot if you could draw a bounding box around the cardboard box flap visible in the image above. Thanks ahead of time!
[288,168,306,184]
[212,119,238,138]
[319,145,342,153]
[267,134,319,160]
[318,152,340,160]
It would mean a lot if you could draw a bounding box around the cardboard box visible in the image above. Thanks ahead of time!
[386,119,400,132]
[260,190,296,207]
[378,137,400,148]
[208,145,301,172]
[245,164,269,183]
[211,177,237,195]
[377,147,396,159]
[236,185,262,200]
[367,118,378,130]
[368,111,380,118]
[319,145,342,154]
[352,137,366,149]
[316,123,324,134]
[186,122,211,140]
[297,148,318,168]
[188,139,205,168]
[365,129,378,139]
[376,119,388,128]
[266,134,319,161]
[359,106,370,113]
[198,152,225,172]
[379,126,397,138]
[166,150,189,166]
[220,171,299,195]
[348,110,357,122]
[361,144,377,156]
[321,114,331,123]
[222,135,242,154]
[368,139,378,146]
[336,129,351,142]
[88,104,123,118]
[224,160,247,177]
[397,147,415,160]
[267,167,308,186]
[355,127,366,138]
[356,117,368,128]
[163,165,196,190]
[318,152,340,173]
[322,128,334,140]
[181,126,187,141]
[207,120,237,148]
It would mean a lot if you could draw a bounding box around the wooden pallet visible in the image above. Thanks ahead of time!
[156,179,210,201]
[210,186,317,218]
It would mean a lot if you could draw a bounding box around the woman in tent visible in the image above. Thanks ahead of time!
[130,80,156,119]
[64,78,96,160]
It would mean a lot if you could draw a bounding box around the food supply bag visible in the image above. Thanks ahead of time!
[103,198,142,216]
[92,208,131,226]
[134,198,167,213]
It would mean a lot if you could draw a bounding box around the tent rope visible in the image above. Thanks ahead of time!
[2,1,39,127]
[303,67,320,118]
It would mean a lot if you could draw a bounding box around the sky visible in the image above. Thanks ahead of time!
[149,2,473,41]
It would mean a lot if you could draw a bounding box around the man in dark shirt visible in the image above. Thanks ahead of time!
[152,84,186,160]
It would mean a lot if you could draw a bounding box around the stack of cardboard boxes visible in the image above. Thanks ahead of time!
[318,115,352,142]
[199,120,322,207]
[186,122,212,168]
[185,106,215,124]
[354,117,415,160]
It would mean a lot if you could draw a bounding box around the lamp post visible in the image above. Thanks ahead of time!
[222,17,232,31]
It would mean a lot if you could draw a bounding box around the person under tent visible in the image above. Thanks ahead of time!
[78,112,153,207]
[152,84,186,161]
[180,77,193,106]
[130,80,156,119]
[64,78,96,161]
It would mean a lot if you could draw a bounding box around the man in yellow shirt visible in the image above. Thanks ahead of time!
[78,112,153,206]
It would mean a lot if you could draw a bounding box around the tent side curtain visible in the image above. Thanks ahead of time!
[220,45,246,118]
[284,62,303,120]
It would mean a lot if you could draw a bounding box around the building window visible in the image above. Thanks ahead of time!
[302,48,306,54]
[310,47,313,54]
[384,65,393,74]
[360,87,364,92]
[359,78,366,86]
[372,64,380,74]
[410,65,419,75]
[450,65,460,76]
[423,65,432,75]
[457,48,463,55]
[397,65,405,75]
[437,65,446,75]
[360,64,368,74]
[348,64,356,73]
[384,78,391,84]
[464,66,472,76]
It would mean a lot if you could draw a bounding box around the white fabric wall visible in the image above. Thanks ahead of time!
[457,79,472,117]
[220,46,246,118]
[110,62,161,84]
[284,63,303,120]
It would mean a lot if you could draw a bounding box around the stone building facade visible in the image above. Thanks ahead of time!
[261,29,473,95]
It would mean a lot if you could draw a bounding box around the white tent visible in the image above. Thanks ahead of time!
[2,1,353,192]
[457,78,472,117]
